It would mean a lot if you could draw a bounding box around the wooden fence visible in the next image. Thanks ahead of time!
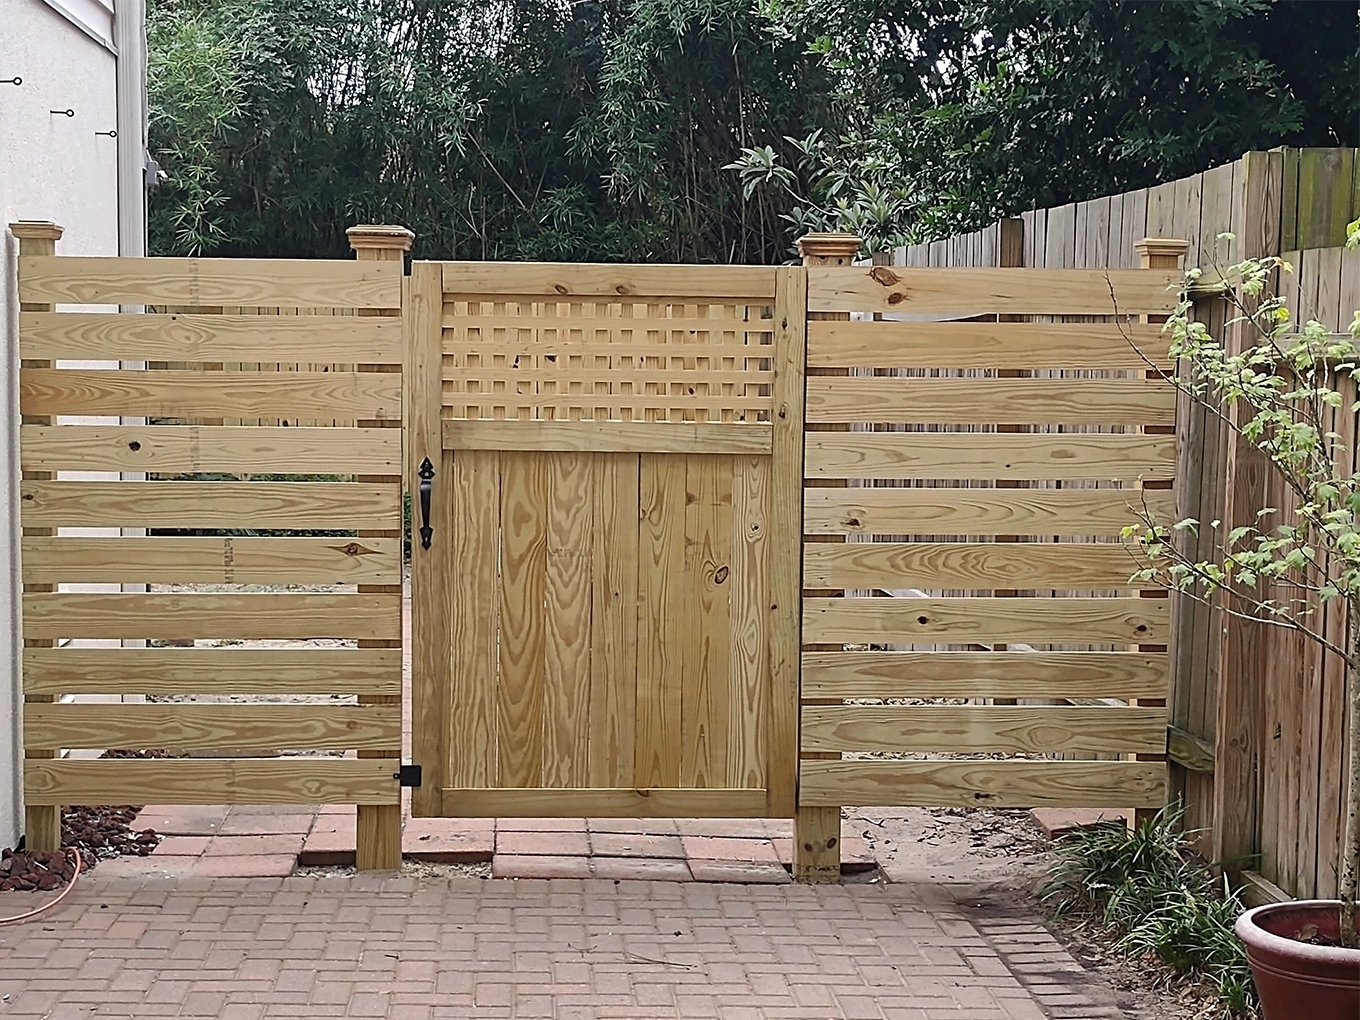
[14,224,409,870]
[899,147,1360,902]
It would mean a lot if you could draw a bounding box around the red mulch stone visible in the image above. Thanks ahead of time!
[0,849,83,892]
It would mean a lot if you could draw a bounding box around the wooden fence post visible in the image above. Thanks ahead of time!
[347,224,414,871]
[794,232,861,881]
[11,221,65,853]
[1135,237,1189,827]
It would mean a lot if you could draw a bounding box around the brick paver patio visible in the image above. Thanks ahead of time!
[0,870,1124,1019]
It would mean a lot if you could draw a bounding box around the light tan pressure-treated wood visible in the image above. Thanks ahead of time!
[802,541,1142,590]
[21,481,400,529]
[806,320,1173,369]
[16,234,413,858]
[443,420,772,455]
[18,256,402,308]
[25,759,401,805]
[806,265,1181,315]
[798,760,1167,809]
[23,647,402,696]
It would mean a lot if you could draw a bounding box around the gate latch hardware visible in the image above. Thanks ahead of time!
[395,764,422,788]
[417,457,434,549]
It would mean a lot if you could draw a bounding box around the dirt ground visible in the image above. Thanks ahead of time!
[847,805,1228,1020]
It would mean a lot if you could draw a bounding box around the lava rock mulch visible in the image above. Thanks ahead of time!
[0,805,161,893]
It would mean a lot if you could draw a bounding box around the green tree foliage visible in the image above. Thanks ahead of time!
[148,0,1359,261]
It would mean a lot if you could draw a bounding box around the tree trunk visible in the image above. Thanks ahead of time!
[1341,622,1360,948]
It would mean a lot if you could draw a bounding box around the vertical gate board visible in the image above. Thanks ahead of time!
[498,452,549,787]
[588,453,640,787]
[543,453,594,787]
[681,455,733,788]
[727,456,770,788]
[449,450,501,788]
[636,454,687,788]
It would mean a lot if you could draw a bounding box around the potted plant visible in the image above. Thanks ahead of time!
[1124,231,1360,1018]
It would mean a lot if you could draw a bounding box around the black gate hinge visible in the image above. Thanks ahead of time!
[395,764,422,788]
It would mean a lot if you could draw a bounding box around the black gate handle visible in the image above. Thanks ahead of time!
[418,457,434,549]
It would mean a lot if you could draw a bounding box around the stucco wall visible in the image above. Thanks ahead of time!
[0,0,121,850]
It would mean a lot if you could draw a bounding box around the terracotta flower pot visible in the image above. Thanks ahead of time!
[1235,900,1360,1019]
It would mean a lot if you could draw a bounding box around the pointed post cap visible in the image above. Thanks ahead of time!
[346,224,415,253]
[9,221,64,241]
[1134,237,1190,267]
[796,232,863,260]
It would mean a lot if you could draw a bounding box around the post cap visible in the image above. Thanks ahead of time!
[797,232,863,259]
[9,221,64,241]
[346,224,415,252]
[1134,237,1190,261]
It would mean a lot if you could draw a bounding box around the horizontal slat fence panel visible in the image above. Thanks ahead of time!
[806,266,1181,315]
[799,760,1167,809]
[18,256,401,308]
[21,426,402,473]
[16,247,405,824]
[22,537,401,585]
[804,487,1176,536]
[25,759,401,806]
[25,704,402,751]
[797,254,1176,835]
[23,647,403,696]
[21,369,400,420]
[20,481,401,529]
[19,312,402,363]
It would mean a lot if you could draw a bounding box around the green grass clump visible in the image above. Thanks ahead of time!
[1039,807,1256,1018]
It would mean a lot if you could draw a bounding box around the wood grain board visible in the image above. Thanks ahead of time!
[21,425,402,474]
[21,369,400,420]
[18,256,401,308]
[803,596,1169,645]
[803,487,1173,537]
[800,651,1168,701]
[25,704,402,751]
[20,311,401,363]
[803,541,1142,590]
[22,536,401,585]
[806,320,1173,369]
[798,760,1167,809]
[442,420,772,455]
[806,266,1181,315]
[20,481,400,529]
[23,593,401,640]
[25,758,401,806]
[805,376,1175,425]
[439,261,776,300]
[805,432,1176,481]
[799,705,1166,755]
[23,647,402,696]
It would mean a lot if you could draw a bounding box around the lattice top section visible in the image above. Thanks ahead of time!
[440,263,777,423]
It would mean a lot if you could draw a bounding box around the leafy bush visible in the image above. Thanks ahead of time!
[1040,808,1257,1018]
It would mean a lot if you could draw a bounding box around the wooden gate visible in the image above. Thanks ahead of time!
[406,262,806,818]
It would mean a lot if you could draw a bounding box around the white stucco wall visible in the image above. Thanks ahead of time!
[0,0,122,850]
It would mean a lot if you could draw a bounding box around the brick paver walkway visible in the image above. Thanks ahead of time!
[0,871,1124,1020]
